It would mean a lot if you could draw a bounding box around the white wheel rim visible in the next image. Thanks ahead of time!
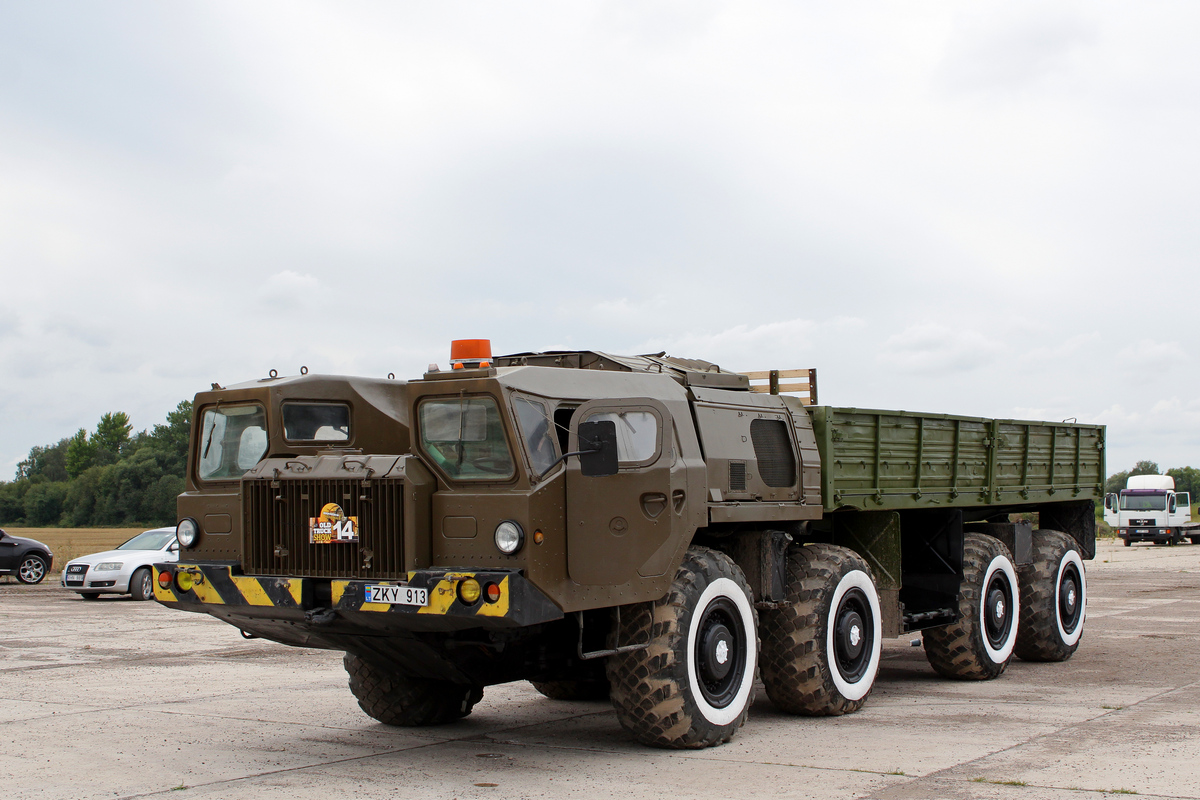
[979,554,1019,663]
[1056,549,1086,646]
[685,576,757,726]
[825,569,882,701]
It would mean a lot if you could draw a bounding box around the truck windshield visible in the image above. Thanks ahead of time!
[513,396,559,475]
[118,530,176,550]
[198,404,269,480]
[1120,493,1167,511]
[419,397,514,480]
[283,403,350,442]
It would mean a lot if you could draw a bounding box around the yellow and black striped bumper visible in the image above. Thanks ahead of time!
[153,563,563,629]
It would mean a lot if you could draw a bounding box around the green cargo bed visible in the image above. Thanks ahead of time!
[809,406,1105,512]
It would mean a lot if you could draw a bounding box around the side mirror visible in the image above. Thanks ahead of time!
[1170,495,1177,513]
[577,420,619,477]
[1104,493,1116,511]
[168,542,180,553]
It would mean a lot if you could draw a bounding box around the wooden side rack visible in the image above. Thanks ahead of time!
[742,368,818,405]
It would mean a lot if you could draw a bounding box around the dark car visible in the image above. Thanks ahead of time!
[0,529,54,584]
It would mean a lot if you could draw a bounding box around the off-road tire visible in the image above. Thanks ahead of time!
[923,534,1019,681]
[606,546,758,749]
[130,567,154,601]
[529,679,610,701]
[759,544,882,716]
[344,653,482,726]
[16,554,48,585]
[1014,529,1086,662]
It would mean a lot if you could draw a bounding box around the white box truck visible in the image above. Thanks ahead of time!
[1104,474,1197,546]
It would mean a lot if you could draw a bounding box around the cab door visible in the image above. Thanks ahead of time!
[566,399,675,585]
[0,532,15,572]
[1103,493,1119,527]
[1169,492,1191,525]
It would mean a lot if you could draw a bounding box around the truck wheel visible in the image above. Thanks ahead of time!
[1123,539,1132,547]
[759,544,882,716]
[606,546,757,749]
[1014,530,1085,662]
[343,653,482,726]
[923,534,1019,680]
[529,679,610,701]
[1191,537,1200,545]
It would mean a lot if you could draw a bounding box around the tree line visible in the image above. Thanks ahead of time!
[0,401,192,528]
[1105,460,1200,499]
[1,410,1196,528]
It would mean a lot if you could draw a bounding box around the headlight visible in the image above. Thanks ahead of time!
[177,518,200,548]
[95,562,124,571]
[494,521,524,555]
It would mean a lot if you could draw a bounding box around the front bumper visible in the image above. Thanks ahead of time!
[1120,527,1178,543]
[62,567,132,593]
[152,563,564,631]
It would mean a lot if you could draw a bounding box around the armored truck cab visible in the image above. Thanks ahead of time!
[157,344,1102,749]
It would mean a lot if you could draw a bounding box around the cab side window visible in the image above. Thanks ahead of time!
[582,409,660,466]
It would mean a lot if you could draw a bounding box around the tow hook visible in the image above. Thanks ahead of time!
[305,607,338,626]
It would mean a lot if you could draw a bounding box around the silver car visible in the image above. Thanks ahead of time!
[61,527,179,600]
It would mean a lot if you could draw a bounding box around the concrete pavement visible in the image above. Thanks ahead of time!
[2,538,1198,800]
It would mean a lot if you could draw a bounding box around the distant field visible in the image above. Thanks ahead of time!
[3,527,149,566]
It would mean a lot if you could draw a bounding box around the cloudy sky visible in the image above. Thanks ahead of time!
[1,1,1197,477]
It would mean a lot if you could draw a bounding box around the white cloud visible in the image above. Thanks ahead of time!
[938,5,1098,94]
[878,322,1005,375]
[257,270,324,310]
[1,2,1200,476]
[1114,339,1189,369]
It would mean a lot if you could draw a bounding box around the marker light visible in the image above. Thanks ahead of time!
[494,521,524,555]
[458,579,482,605]
[485,583,502,603]
[177,518,200,548]
[157,570,173,590]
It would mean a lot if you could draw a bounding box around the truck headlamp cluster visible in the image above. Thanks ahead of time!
[494,521,524,555]
[177,518,200,549]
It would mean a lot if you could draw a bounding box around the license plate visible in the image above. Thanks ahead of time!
[365,585,429,606]
[1135,529,1149,534]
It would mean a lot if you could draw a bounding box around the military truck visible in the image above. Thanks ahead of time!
[154,342,1102,749]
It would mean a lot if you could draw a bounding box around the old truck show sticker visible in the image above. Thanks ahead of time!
[309,502,358,544]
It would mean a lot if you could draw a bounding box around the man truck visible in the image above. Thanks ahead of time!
[1104,474,1197,546]
[154,342,1102,749]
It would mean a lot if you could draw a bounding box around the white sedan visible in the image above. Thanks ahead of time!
[61,527,179,600]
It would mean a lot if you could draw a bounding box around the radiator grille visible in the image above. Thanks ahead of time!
[750,419,797,487]
[244,477,406,579]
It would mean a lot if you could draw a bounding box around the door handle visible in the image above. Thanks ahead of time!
[640,493,667,519]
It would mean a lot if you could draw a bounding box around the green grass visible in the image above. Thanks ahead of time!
[971,777,1027,786]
